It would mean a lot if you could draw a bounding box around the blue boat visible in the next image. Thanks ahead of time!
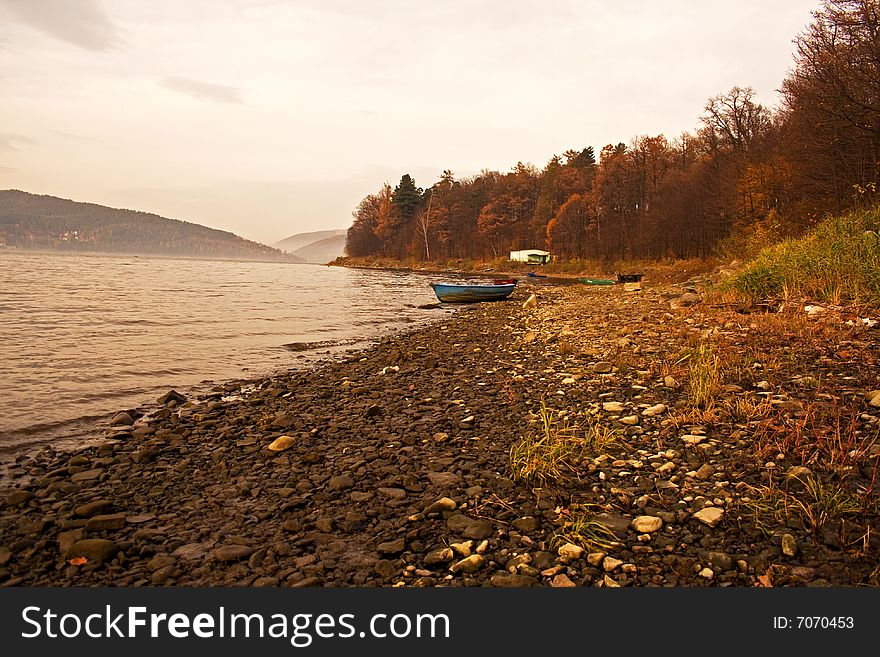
[526,271,547,278]
[430,281,517,303]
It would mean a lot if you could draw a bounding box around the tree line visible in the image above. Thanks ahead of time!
[347,0,880,263]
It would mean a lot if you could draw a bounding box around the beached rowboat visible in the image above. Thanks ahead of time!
[430,281,517,303]
[579,277,616,285]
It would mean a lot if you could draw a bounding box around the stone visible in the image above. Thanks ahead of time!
[706,551,733,571]
[57,529,84,555]
[378,487,407,500]
[4,490,34,506]
[267,435,295,452]
[449,541,473,558]
[694,464,715,480]
[602,575,621,588]
[663,375,678,388]
[462,519,493,540]
[592,362,613,374]
[157,390,187,405]
[432,432,449,442]
[271,412,297,429]
[0,548,11,566]
[147,555,177,572]
[449,554,484,574]
[424,548,454,566]
[377,538,406,555]
[620,415,639,425]
[699,567,715,580]
[782,533,798,557]
[523,331,537,344]
[866,390,880,407]
[642,403,667,416]
[511,516,539,532]
[314,518,335,533]
[213,545,254,561]
[693,507,724,528]
[373,560,396,578]
[66,539,118,564]
[557,543,584,559]
[522,294,538,310]
[110,412,133,426]
[151,565,176,585]
[587,552,606,566]
[446,515,473,534]
[631,516,663,533]
[551,573,576,587]
[424,497,457,514]
[74,500,113,517]
[490,573,537,587]
[85,513,127,531]
[681,434,706,445]
[602,401,625,413]
[328,475,355,491]
[350,492,374,503]
[603,556,623,572]
[70,468,103,483]
[427,471,461,487]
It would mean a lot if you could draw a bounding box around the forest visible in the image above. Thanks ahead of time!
[346,1,880,265]
[0,190,286,260]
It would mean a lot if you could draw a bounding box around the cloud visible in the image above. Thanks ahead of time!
[160,76,244,104]
[0,0,123,51]
[0,133,34,151]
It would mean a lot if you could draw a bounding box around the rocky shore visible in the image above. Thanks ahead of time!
[1,279,879,587]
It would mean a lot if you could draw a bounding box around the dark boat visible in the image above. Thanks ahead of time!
[526,271,547,278]
[616,272,643,283]
[430,281,517,303]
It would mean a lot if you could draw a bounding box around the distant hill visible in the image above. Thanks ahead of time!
[0,189,291,260]
[288,233,347,263]
[275,228,346,254]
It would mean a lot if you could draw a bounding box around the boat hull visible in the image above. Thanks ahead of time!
[430,282,516,303]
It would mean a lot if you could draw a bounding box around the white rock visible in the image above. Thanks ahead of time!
[603,556,623,572]
[699,567,715,580]
[620,415,640,425]
[693,507,724,528]
[603,401,625,413]
[557,543,584,559]
[631,516,663,533]
[522,294,538,309]
[866,390,880,407]
[681,434,706,445]
[642,403,668,416]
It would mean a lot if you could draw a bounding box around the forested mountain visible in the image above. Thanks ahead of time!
[275,228,346,253]
[0,190,286,260]
[347,1,880,264]
[288,234,346,263]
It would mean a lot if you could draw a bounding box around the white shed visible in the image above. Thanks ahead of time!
[509,249,550,264]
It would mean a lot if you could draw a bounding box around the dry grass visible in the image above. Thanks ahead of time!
[688,341,721,409]
[551,505,621,552]
[509,401,616,489]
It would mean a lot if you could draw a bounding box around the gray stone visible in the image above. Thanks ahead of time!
[110,412,133,426]
[592,362,613,374]
[631,516,663,533]
[328,475,355,491]
[74,500,113,517]
[490,573,537,587]
[446,514,472,534]
[426,471,461,487]
[214,545,254,561]
[85,513,127,531]
[377,538,406,556]
[705,551,733,571]
[424,548,454,566]
[66,539,118,564]
[424,497,457,514]
[462,519,493,540]
[511,516,539,532]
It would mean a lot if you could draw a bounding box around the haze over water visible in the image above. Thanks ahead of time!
[0,251,450,454]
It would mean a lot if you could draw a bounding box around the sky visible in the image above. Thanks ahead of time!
[0,0,819,246]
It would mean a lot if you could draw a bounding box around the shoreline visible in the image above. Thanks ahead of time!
[1,280,878,587]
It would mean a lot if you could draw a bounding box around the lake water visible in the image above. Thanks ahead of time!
[0,251,454,456]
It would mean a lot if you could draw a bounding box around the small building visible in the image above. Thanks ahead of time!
[509,249,550,264]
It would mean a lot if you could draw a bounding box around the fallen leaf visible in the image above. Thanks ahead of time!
[68,556,88,566]
[755,573,773,587]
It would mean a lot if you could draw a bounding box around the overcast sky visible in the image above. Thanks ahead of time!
[0,0,818,245]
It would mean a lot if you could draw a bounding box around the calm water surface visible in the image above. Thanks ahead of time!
[0,251,453,455]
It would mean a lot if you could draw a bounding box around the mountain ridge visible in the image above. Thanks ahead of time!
[0,189,295,261]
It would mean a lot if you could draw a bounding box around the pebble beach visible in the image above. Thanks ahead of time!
[1,279,879,587]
